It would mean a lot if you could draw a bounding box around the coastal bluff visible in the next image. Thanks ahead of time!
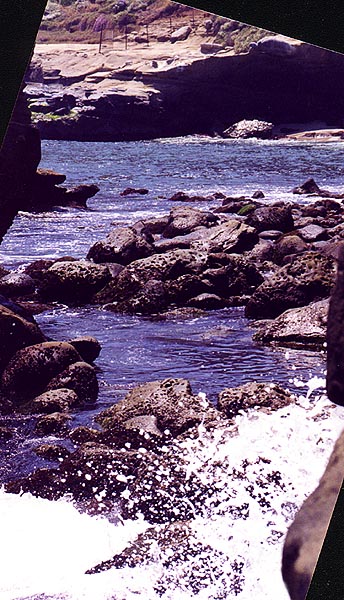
[27,36,344,141]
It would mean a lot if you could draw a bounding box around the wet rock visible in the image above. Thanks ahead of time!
[292,178,323,195]
[96,378,221,437]
[253,299,329,350]
[120,187,148,196]
[63,183,99,208]
[69,336,101,363]
[162,206,218,238]
[23,259,55,282]
[107,279,168,315]
[187,293,227,310]
[41,260,111,303]
[87,226,154,265]
[35,412,71,436]
[252,190,265,199]
[47,361,99,404]
[69,425,101,445]
[35,168,66,186]
[0,303,46,373]
[223,119,273,139]
[29,388,79,413]
[34,443,71,461]
[1,341,81,405]
[246,204,294,233]
[282,429,344,600]
[217,382,294,419]
[245,252,336,319]
[157,307,206,320]
[166,274,209,305]
[0,426,13,441]
[0,272,36,298]
[133,215,169,236]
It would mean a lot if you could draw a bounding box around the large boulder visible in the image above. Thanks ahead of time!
[170,26,192,43]
[217,381,294,419]
[0,303,45,373]
[282,429,344,600]
[253,299,329,350]
[245,252,336,319]
[223,119,274,139]
[162,206,218,238]
[246,203,294,233]
[205,219,258,254]
[96,378,222,437]
[0,272,36,298]
[41,259,111,303]
[1,341,82,405]
[87,226,154,265]
[30,388,79,414]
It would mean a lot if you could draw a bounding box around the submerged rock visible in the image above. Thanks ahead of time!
[47,361,99,404]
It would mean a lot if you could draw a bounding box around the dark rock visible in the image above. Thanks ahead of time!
[69,336,101,363]
[87,227,154,265]
[187,293,227,310]
[282,430,344,600]
[166,274,209,305]
[245,252,336,319]
[253,299,329,350]
[162,206,218,238]
[157,307,206,320]
[259,230,283,240]
[0,272,36,298]
[41,260,111,303]
[69,426,101,445]
[96,378,221,437]
[1,341,81,405]
[0,303,46,374]
[327,243,344,405]
[200,43,224,54]
[29,388,79,413]
[106,279,168,315]
[23,259,55,281]
[292,178,323,195]
[0,426,13,441]
[252,190,265,199]
[217,381,294,419]
[35,168,66,186]
[133,215,169,236]
[47,361,99,404]
[246,204,294,233]
[120,187,149,196]
[34,443,71,461]
[223,119,273,139]
[272,235,308,264]
[35,412,71,436]
[63,183,99,208]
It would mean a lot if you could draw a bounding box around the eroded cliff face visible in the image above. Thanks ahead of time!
[27,38,344,141]
[0,89,41,242]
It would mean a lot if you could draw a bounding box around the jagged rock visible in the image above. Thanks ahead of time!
[162,206,218,238]
[47,361,99,404]
[245,252,336,319]
[69,336,101,363]
[29,388,79,413]
[223,119,274,139]
[96,378,221,437]
[282,429,344,600]
[217,381,294,419]
[63,183,99,208]
[87,226,154,265]
[246,203,294,233]
[1,341,81,405]
[41,259,111,303]
[253,299,329,350]
[292,178,322,195]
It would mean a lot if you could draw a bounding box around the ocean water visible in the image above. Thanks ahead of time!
[1,136,344,599]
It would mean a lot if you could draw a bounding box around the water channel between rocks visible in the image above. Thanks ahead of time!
[1,136,344,600]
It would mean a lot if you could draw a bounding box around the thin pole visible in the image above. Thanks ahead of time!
[99,24,103,54]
